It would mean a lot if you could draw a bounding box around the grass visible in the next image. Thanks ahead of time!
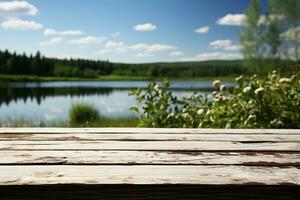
[0,117,139,127]
[0,74,235,82]
[70,117,139,127]
[69,102,100,125]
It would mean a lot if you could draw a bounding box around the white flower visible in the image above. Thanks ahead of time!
[167,113,175,118]
[212,80,221,88]
[248,100,254,104]
[248,115,256,120]
[254,87,264,95]
[220,85,226,91]
[235,75,243,82]
[243,86,251,93]
[279,78,292,84]
[197,109,205,115]
[154,85,160,91]
[291,75,296,80]
[271,119,283,126]
[182,113,189,119]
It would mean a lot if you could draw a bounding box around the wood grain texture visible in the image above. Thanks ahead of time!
[0,151,299,166]
[0,128,300,134]
[1,140,299,151]
[0,165,299,185]
[0,128,299,188]
[0,133,299,141]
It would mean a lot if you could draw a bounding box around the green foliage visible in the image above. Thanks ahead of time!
[0,49,247,79]
[69,102,100,126]
[240,0,300,74]
[239,0,264,72]
[0,117,139,127]
[130,70,300,128]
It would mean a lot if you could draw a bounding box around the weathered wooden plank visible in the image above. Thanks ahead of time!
[0,133,299,142]
[0,128,300,135]
[0,165,299,185]
[0,151,299,166]
[1,141,300,151]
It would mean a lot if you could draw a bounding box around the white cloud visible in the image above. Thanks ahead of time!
[217,14,245,26]
[146,44,176,52]
[1,18,43,30]
[95,49,113,55]
[44,28,57,35]
[111,47,128,53]
[104,41,127,53]
[224,45,241,51]
[40,37,64,46]
[130,43,177,52]
[95,48,127,55]
[95,41,128,55]
[197,52,242,61]
[195,26,210,34]
[60,30,84,36]
[134,23,156,31]
[283,47,300,61]
[130,43,149,50]
[259,15,284,25]
[136,53,152,58]
[112,32,120,38]
[179,57,198,62]
[210,39,232,49]
[0,0,38,16]
[55,54,90,59]
[218,13,284,26]
[67,36,105,45]
[105,41,124,49]
[44,28,84,36]
[169,51,184,57]
[281,27,300,41]
[209,39,241,51]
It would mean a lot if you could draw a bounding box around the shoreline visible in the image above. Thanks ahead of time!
[0,74,235,82]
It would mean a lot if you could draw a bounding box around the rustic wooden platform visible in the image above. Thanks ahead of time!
[0,128,299,199]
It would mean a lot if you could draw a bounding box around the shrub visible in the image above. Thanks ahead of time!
[129,70,300,128]
[69,102,100,126]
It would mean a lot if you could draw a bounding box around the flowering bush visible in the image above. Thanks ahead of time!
[129,71,300,128]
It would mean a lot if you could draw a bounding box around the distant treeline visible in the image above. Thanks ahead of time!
[0,49,247,78]
[0,49,293,79]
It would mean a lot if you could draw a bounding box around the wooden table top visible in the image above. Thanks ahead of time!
[0,128,299,186]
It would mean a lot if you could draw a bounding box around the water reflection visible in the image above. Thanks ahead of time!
[0,81,234,125]
[0,87,114,106]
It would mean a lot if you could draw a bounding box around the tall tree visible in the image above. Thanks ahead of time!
[239,0,263,73]
[267,0,300,62]
[31,51,42,75]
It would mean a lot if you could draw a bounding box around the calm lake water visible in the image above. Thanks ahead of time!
[0,81,234,125]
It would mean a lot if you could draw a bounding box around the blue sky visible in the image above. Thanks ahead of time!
[0,0,268,63]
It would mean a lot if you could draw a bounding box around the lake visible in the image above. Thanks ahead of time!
[0,81,234,125]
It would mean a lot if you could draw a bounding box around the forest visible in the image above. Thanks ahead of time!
[0,49,296,79]
[0,49,247,79]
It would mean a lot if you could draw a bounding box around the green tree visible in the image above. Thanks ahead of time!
[239,0,263,73]
[257,0,300,64]
[31,51,42,75]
